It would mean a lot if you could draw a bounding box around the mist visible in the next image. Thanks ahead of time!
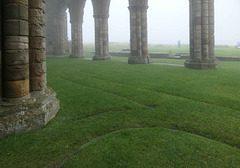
[67,0,240,46]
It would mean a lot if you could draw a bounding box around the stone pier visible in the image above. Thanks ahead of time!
[0,0,59,139]
[185,0,219,69]
[69,0,86,58]
[45,0,68,55]
[128,0,151,64]
[92,0,111,60]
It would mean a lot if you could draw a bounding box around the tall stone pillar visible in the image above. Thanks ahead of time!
[92,0,111,60]
[185,0,219,69]
[69,0,86,58]
[3,0,30,98]
[55,9,68,55]
[0,0,59,139]
[128,0,150,64]
[29,0,46,91]
[0,0,2,99]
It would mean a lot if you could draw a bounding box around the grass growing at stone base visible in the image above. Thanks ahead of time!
[0,57,240,167]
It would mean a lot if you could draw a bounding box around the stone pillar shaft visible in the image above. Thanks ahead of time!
[29,0,46,92]
[0,0,2,99]
[128,0,150,64]
[55,11,67,55]
[69,0,86,58]
[70,21,84,58]
[185,0,219,69]
[3,0,30,98]
[93,15,111,60]
[91,0,111,60]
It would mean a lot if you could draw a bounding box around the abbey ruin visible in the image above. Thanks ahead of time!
[0,0,219,138]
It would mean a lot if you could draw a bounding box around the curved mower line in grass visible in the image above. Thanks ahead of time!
[59,66,240,113]
[48,127,240,168]
[61,128,240,168]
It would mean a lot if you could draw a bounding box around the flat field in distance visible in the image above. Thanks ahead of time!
[83,43,240,57]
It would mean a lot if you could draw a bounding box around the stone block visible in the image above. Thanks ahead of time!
[4,0,28,6]
[4,4,28,20]
[29,23,44,37]
[5,36,28,50]
[30,49,46,63]
[5,20,29,36]
[29,37,45,49]
[29,9,44,23]
[30,62,45,77]
[30,75,45,91]
[4,50,29,65]
[29,0,44,9]
[4,79,29,98]
[4,64,29,81]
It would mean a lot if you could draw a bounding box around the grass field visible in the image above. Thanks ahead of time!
[83,43,240,58]
[0,53,240,167]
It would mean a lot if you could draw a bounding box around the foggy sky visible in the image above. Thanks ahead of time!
[67,0,240,45]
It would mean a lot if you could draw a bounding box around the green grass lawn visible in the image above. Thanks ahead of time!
[0,56,240,167]
[83,43,240,58]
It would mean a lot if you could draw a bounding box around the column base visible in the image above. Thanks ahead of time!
[128,56,151,64]
[184,59,220,70]
[0,88,60,139]
[92,55,111,61]
[70,54,85,58]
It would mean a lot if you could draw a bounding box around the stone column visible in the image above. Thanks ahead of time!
[69,0,86,58]
[185,0,219,69]
[55,10,67,55]
[29,0,46,92]
[128,0,150,64]
[0,1,2,99]
[92,0,111,60]
[0,0,59,139]
[3,0,30,98]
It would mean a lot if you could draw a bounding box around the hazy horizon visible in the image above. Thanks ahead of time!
[67,0,240,46]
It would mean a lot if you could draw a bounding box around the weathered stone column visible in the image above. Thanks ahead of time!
[185,0,219,69]
[0,0,59,139]
[45,0,68,55]
[128,0,150,64]
[3,0,30,98]
[0,1,2,99]
[92,0,111,60]
[29,0,46,91]
[69,0,86,58]
[55,9,68,55]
